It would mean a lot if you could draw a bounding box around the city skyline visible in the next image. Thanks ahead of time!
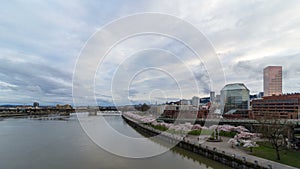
[1,1,300,105]
[1,2,300,169]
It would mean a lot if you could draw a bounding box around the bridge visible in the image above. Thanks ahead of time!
[99,106,118,111]
[157,117,300,126]
[97,111,122,116]
[74,107,121,116]
[85,111,121,116]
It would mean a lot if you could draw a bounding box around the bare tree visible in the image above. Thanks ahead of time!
[257,118,292,160]
[134,103,150,112]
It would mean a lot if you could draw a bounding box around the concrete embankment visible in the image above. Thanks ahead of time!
[122,114,297,169]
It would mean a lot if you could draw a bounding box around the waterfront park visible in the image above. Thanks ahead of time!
[123,112,300,168]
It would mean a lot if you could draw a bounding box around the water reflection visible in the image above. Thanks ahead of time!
[0,115,231,169]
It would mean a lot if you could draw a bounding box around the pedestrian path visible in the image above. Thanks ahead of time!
[182,135,298,169]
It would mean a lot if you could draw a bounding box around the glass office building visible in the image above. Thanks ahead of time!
[220,83,250,114]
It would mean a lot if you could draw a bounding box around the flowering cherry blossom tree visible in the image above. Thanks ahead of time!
[123,112,259,146]
[228,138,239,148]
[243,140,259,152]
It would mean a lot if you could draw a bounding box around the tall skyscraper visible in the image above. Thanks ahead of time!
[263,66,282,96]
[210,91,215,102]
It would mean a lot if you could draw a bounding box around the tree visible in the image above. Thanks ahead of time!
[134,103,150,112]
[141,103,150,112]
[243,140,259,152]
[257,118,292,160]
[228,138,238,148]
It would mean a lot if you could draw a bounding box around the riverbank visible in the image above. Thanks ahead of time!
[0,107,74,118]
[122,114,297,169]
[0,112,71,118]
[0,114,72,121]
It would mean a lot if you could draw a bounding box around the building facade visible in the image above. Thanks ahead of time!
[191,96,200,107]
[179,99,191,105]
[263,66,282,96]
[251,94,300,119]
[220,83,250,114]
[210,91,215,102]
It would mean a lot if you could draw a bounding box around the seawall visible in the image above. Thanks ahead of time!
[122,114,297,169]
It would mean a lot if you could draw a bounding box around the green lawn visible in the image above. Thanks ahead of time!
[250,142,300,168]
[188,129,213,135]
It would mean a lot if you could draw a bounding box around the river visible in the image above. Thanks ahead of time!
[0,114,232,169]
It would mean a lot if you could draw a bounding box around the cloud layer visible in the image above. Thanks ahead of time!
[1,0,300,105]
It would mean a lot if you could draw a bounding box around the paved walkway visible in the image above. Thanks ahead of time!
[180,134,298,169]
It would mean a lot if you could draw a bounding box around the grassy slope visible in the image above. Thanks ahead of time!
[251,143,300,168]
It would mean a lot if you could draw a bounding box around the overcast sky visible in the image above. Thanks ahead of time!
[1,0,300,106]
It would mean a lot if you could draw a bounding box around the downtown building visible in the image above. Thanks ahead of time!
[160,96,217,119]
[161,102,198,119]
[220,83,250,119]
[251,94,300,119]
[249,65,300,120]
[263,66,282,96]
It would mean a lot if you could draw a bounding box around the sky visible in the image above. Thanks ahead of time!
[1,0,300,106]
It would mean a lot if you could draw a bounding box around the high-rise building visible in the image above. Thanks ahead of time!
[191,96,200,107]
[263,66,282,96]
[33,102,39,108]
[210,91,215,102]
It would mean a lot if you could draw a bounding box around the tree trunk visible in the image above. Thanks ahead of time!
[276,147,281,160]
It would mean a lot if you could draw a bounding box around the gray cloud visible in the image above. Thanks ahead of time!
[1,1,300,105]
[0,57,72,104]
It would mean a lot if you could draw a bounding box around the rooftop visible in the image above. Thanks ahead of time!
[221,83,249,91]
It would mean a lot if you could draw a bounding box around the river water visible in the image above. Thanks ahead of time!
[0,115,231,169]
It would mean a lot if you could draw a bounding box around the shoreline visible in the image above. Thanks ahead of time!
[122,114,297,169]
